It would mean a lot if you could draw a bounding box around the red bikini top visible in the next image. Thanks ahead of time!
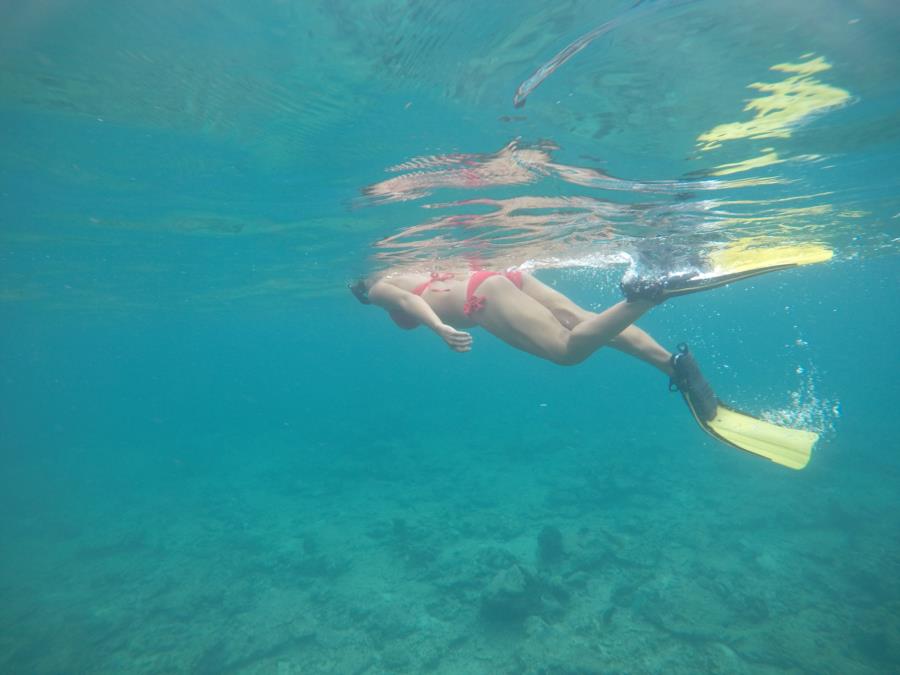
[389,272,454,330]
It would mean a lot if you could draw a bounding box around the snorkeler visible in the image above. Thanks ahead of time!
[351,240,832,469]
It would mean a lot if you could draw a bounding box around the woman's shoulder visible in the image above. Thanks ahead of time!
[376,273,422,291]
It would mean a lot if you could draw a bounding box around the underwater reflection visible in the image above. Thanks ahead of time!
[513,0,698,108]
[363,139,781,206]
[361,139,823,272]
[697,55,852,152]
[371,193,720,271]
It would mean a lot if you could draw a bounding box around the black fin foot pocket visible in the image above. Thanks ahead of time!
[620,270,701,302]
[670,343,718,422]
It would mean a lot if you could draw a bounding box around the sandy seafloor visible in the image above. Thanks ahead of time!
[2,261,900,674]
[3,416,898,674]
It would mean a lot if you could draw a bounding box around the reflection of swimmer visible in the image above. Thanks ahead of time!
[351,240,833,469]
[371,194,618,268]
[362,140,723,205]
[363,142,546,203]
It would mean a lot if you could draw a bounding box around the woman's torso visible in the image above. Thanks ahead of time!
[384,271,476,327]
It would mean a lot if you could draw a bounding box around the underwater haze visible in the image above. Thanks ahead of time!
[1,1,899,673]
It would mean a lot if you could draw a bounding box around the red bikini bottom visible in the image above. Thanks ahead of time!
[463,270,524,317]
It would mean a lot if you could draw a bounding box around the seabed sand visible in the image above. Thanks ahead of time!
[1,428,897,674]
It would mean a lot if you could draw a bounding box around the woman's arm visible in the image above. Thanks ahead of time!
[368,281,472,352]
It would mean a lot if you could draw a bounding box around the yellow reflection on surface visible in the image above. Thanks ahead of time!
[709,148,784,176]
[698,55,851,151]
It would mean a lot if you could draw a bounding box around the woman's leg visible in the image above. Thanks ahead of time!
[517,273,593,329]
[518,273,673,374]
[475,275,657,366]
[609,326,674,375]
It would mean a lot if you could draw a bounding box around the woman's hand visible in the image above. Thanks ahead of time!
[438,324,472,352]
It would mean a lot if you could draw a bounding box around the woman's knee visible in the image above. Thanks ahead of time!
[549,342,592,366]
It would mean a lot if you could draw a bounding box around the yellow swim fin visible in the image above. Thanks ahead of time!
[707,238,834,274]
[698,403,816,470]
[671,344,818,470]
[622,239,833,301]
[665,240,833,298]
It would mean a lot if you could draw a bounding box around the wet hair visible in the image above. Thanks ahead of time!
[349,279,371,304]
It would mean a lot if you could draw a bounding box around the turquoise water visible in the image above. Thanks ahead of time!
[1,1,899,673]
